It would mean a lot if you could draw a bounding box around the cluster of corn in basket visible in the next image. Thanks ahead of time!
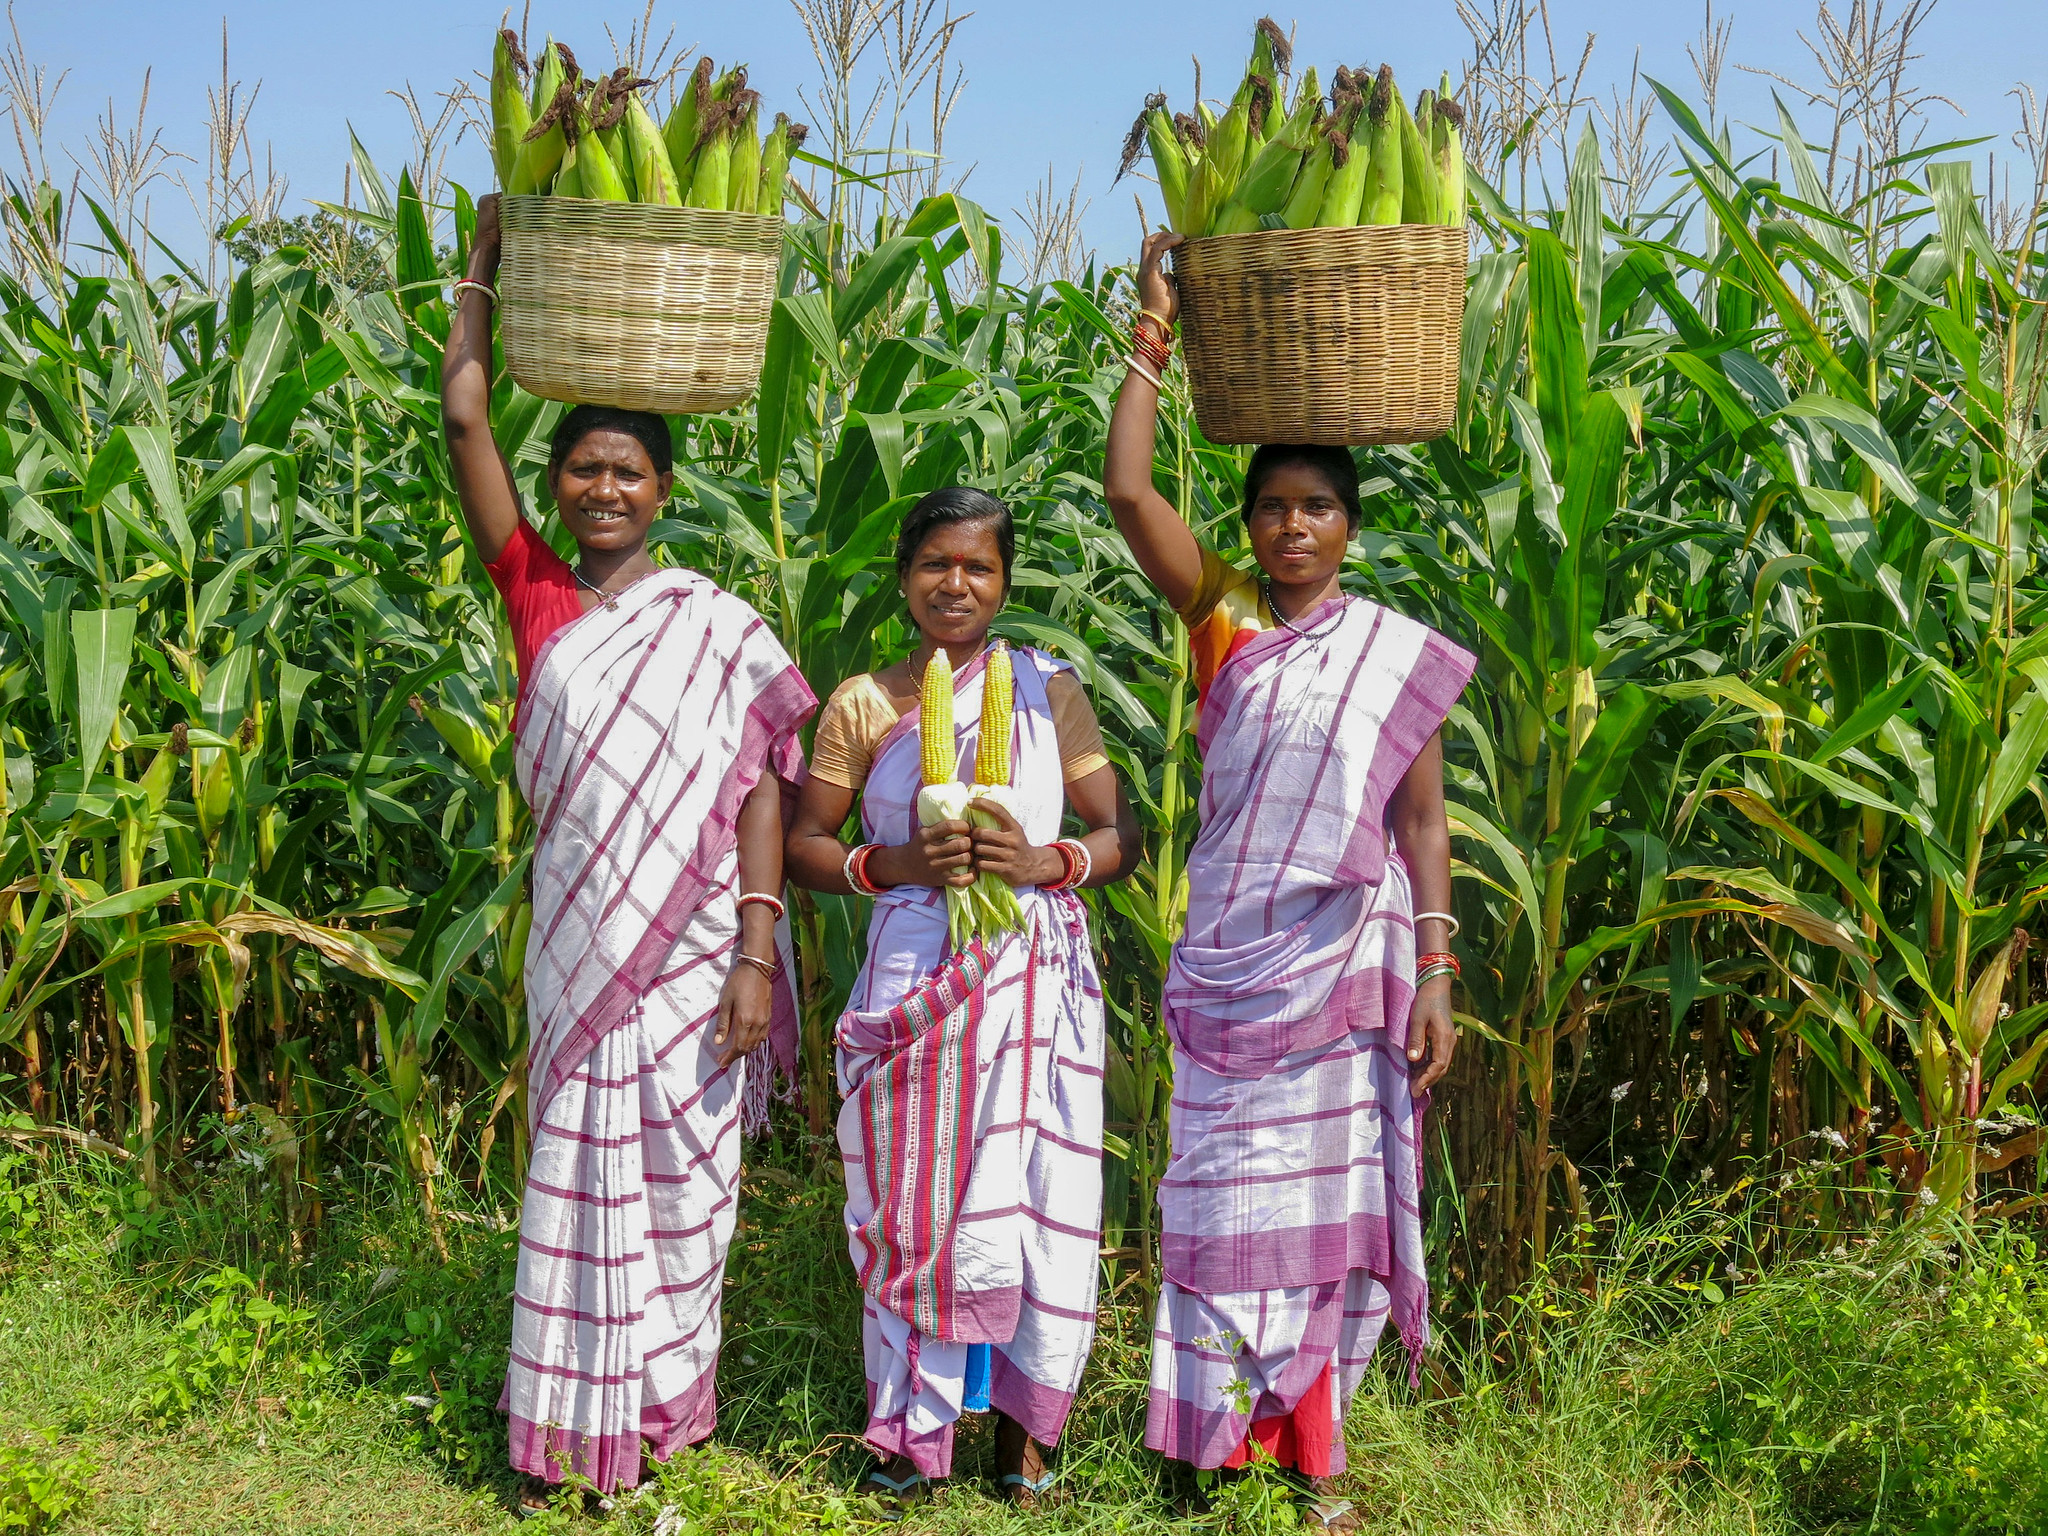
[489,31,804,214]
[1123,17,1465,235]
[917,644,1029,948]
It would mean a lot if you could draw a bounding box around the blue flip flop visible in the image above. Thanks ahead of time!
[1000,1468,1058,1503]
[865,1467,930,1519]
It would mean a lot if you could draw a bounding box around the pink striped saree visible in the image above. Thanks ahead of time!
[1146,595,1474,1473]
[501,569,814,1493]
[837,646,1105,1478]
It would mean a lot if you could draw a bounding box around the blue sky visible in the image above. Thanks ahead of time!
[10,0,2046,265]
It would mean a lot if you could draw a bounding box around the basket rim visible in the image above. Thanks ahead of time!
[498,193,784,254]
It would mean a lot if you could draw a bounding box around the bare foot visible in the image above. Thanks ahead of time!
[516,1475,551,1517]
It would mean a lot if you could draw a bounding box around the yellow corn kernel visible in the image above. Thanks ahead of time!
[921,653,955,786]
[975,641,1013,786]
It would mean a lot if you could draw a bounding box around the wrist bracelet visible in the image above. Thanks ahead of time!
[735,951,780,979]
[736,890,787,919]
[1416,963,1458,988]
[1126,354,1164,390]
[1138,308,1176,338]
[1414,910,1461,938]
[453,278,499,306]
[1416,950,1461,980]
[843,843,876,896]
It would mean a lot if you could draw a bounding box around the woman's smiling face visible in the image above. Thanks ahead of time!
[1246,460,1353,592]
[549,429,672,552]
[903,518,1007,647]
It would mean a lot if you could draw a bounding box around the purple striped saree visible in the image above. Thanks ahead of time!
[837,647,1105,1478]
[502,570,814,1493]
[1146,595,1474,1473]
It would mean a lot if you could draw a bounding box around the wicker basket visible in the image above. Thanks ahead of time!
[1172,225,1468,446]
[497,195,783,415]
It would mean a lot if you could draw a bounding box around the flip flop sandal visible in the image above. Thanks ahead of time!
[1000,1469,1058,1509]
[864,1468,930,1520]
[1305,1496,1360,1532]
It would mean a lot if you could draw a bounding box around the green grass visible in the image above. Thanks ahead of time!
[0,1140,2036,1534]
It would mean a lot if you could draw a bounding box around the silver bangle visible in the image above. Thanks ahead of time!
[1414,910,1460,938]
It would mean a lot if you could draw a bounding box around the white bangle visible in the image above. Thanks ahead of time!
[1414,910,1460,938]
[736,890,786,919]
[1125,353,1163,390]
[453,278,499,306]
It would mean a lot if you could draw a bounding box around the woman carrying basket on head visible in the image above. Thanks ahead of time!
[1104,232,1474,1527]
[442,195,816,1506]
[786,489,1140,1511]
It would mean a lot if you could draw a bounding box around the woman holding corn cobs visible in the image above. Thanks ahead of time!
[442,195,816,1509]
[787,489,1140,1510]
[1102,234,1474,1528]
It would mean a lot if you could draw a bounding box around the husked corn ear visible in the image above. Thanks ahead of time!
[921,653,955,786]
[975,642,1013,786]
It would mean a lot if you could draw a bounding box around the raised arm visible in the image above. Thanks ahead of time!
[1102,231,1205,613]
[440,194,524,564]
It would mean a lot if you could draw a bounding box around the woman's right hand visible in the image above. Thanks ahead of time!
[469,193,503,283]
[1137,230,1183,328]
[872,820,976,890]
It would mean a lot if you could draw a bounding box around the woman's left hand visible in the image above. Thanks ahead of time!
[714,960,774,1068]
[1406,976,1457,1094]
[968,797,1064,889]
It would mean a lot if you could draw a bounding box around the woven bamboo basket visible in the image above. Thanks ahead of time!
[1172,224,1468,446]
[497,195,783,415]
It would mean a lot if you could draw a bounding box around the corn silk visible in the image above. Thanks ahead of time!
[1146,593,1474,1473]
[836,645,1106,1478]
[501,569,814,1493]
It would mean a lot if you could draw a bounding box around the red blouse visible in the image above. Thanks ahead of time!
[485,520,585,705]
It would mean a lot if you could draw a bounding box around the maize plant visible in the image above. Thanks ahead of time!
[0,32,2046,1323]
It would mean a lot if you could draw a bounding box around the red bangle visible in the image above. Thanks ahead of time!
[847,843,885,896]
[1416,951,1461,976]
[1051,841,1080,890]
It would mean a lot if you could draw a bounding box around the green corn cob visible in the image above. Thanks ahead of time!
[553,132,583,199]
[1398,87,1437,225]
[1283,125,1341,228]
[490,30,530,187]
[1315,76,1370,226]
[1360,66,1404,225]
[757,113,805,218]
[1209,65,1318,232]
[726,92,762,214]
[625,93,682,206]
[578,116,629,200]
[592,74,636,200]
[664,56,713,183]
[1246,16,1290,144]
[688,99,734,210]
[1433,89,1467,228]
[510,50,570,194]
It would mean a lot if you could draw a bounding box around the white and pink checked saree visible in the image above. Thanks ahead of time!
[1146,594,1474,1474]
[836,646,1105,1478]
[501,568,814,1493]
